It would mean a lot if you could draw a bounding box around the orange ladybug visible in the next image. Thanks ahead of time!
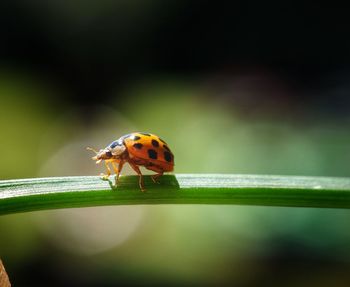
[87,132,174,191]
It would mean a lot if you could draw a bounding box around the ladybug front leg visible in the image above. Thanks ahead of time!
[128,162,146,192]
[100,162,111,180]
[112,160,124,186]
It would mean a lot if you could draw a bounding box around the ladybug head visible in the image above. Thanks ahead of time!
[86,147,113,164]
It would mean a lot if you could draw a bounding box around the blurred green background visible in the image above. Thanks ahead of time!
[1,1,350,286]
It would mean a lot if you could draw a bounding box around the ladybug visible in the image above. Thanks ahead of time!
[87,132,174,192]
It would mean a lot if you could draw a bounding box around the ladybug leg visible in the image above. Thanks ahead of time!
[129,163,146,192]
[100,162,111,180]
[145,164,164,184]
[151,172,163,184]
[112,161,124,186]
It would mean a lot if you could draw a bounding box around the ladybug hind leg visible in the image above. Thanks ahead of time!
[151,172,163,184]
[146,163,164,184]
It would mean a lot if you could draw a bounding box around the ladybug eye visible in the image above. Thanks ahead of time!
[105,151,112,157]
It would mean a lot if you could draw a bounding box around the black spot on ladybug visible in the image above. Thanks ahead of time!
[106,151,112,157]
[163,145,170,152]
[164,151,172,162]
[133,143,143,149]
[132,135,141,141]
[139,133,151,136]
[109,141,121,148]
[148,149,158,159]
[151,139,159,147]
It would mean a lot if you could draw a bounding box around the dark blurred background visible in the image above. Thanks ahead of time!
[1,1,350,286]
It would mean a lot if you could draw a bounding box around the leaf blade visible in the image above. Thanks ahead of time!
[1,174,350,215]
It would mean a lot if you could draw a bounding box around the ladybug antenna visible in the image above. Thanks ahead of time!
[86,147,98,155]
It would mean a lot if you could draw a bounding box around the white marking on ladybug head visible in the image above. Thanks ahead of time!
[111,144,126,156]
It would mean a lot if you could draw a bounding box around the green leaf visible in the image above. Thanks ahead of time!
[1,174,350,215]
